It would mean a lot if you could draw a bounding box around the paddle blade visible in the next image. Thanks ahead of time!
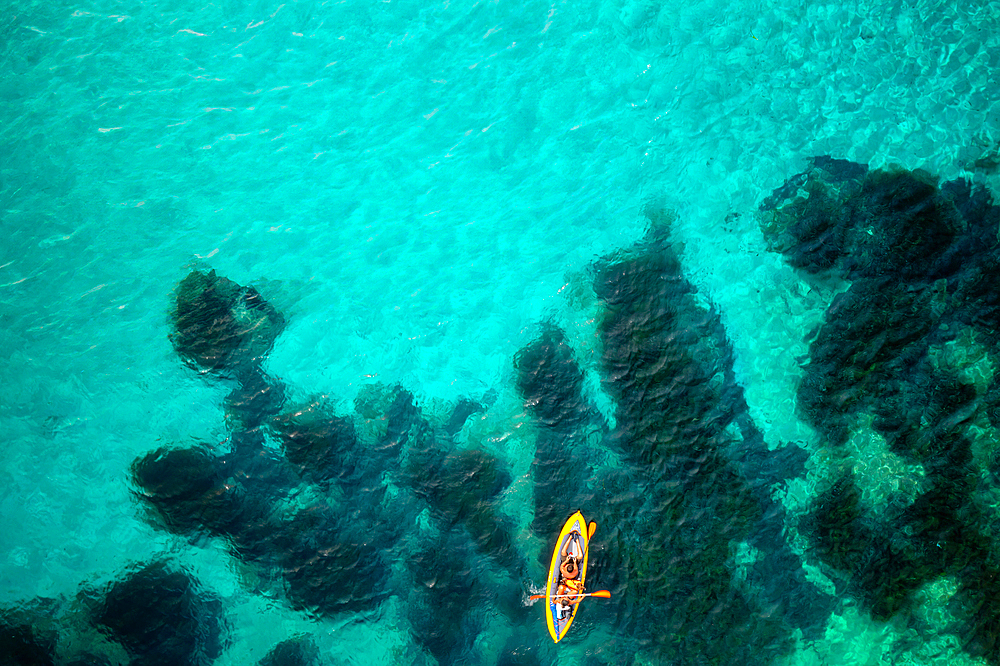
[528,594,546,601]
[591,590,612,598]
[588,521,597,539]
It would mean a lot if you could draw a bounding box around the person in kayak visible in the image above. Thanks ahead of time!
[556,531,585,616]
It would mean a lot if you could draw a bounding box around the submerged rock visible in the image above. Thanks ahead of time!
[170,269,285,377]
[271,401,367,488]
[514,325,602,539]
[764,156,1000,664]
[405,531,488,665]
[389,387,519,571]
[131,440,393,619]
[258,635,320,666]
[131,445,253,537]
[588,226,807,664]
[0,609,57,666]
[226,368,287,429]
[245,505,390,617]
[91,561,226,666]
[514,325,591,431]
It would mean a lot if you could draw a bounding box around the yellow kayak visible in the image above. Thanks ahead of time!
[545,511,596,643]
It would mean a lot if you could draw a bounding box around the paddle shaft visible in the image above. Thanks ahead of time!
[529,590,611,601]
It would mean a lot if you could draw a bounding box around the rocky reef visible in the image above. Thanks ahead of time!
[761,156,1000,665]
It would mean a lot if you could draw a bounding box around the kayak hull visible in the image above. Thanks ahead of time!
[545,511,590,643]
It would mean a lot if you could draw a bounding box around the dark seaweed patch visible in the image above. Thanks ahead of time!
[444,396,488,438]
[225,368,287,430]
[171,269,243,372]
[797,278,938,445]
[142,455,390,616]
[514,325,591,431]
[804,473,929,620]
[761,158,963,281]
[131,436,392,617]
[391,387,519,572]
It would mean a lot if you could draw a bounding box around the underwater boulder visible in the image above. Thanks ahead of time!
[258,635,320,666]
[416,448,510,520]
[951,255,1000,347]
[439,449,517,568]
[133,440,389,621]
[0,610,56,666]
[170,269,285,376]
[514,325,590,430]
[405,444,518,567]
[761,170,856,275]
[253,506,390,617]
[759,157,963,282]
[405,532,487,664]
[132,433,297,545]
[805,466,995,624]
[394,399,518,568]
[271,402,365,488]
[955,564,1000,664]
[842,168,960,281]
[171,269,243,372]
[443,396,488,439]
[589,230,809,663]
[91,561,226,666]
[131,445,256,537]
[594,242,735,466]
[381,387,433,460]
[797,276,938,445]
[514,326,602,537]
[225,368,287,429]
[378,387,522,579]
[764,159,1000,657]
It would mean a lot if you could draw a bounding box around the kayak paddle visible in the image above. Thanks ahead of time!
[529,590,611,601]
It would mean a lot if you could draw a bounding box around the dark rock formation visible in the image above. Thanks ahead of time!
[764,156,1000,664]
[170,269,285,378]
[91,561,226,666]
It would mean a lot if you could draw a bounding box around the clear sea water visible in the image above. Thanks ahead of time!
[3,0,1000,664]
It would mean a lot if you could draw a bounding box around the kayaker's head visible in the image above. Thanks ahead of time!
[563,556,578,578]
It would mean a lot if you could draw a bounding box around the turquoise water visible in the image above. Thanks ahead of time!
[4,0,1000,664]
